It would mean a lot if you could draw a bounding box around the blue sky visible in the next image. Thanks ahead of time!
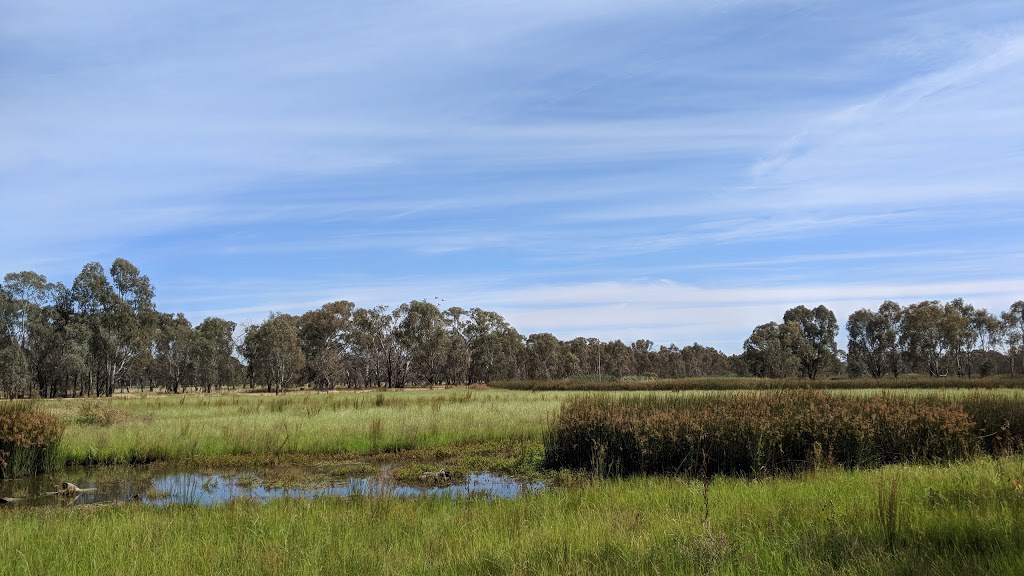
[2,0,1022,352]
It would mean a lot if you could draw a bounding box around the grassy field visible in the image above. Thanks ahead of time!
[6,384,1024,574]
[43,388,564,466]
[4,456,1024,575]
[30,385,1024,468]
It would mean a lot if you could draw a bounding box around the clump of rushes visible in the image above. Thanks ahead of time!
[0,401,66,479]
[542,390,1008,477]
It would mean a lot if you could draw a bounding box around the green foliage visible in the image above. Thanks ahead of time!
[0,401,65,478]
[542,391,1024,477]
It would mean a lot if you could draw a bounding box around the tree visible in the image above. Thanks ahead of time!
[742,322,798,378]
[152,313,193,393]
[297,301,353,389]
[193,317,238,392]
[941,299,977,377]
[900,301,946,377]
[877,300,907,377]
[525,333,563,380]
[846,308,888,379]
[1003,301,1024,376]
[70,259,156,396]
[397,300,449,385]
[782,305,839,380]
[241,313,304,394]
[465,308,522,383]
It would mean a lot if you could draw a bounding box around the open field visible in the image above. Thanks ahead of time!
[4,457,1024,575]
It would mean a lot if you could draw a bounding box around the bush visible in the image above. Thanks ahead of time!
[543,391,982,477]
[0,402,65,479]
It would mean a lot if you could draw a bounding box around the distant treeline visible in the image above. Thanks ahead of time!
[1,259,1022,397]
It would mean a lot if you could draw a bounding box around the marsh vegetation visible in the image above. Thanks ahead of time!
[6,383,1024,573]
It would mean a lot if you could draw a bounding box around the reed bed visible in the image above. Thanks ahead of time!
[494,374,1024,391]
[543,390,1024,477]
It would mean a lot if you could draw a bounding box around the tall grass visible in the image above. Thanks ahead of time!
[4,457,1024,575]
[0,402,65,479]
[42,389,564,466]
[543,390,1024,477]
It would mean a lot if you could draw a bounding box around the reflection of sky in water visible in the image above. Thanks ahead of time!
[148,473,544,506]
[1,471,544,508]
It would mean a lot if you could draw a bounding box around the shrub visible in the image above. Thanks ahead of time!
[0,402,66,479]
[75,401,133,427]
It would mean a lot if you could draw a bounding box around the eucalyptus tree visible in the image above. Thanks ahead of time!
[877,300,907,377]
[601,340,634,378]
[782,305,840,379]
[0,285,30,397]
[71,259,156,396]
[742,322,798,378]
[465,308,522,383]
[525,332,563,380]
[441,307,471,385]
[193,317,238,392]
[941,299,977,377]
[565,337,601,376]
[349,305,411,388]
[678,343,730,377]
[397,300,449,385]
[1003,301,1024,376]
[152,313,193,393]
[241,313,304,394]
[297,301,353,389]
[970,308,1001,377]
[630,339,654,376]
[23,282,91,397]
[846,308,889,379]
[900,301,946,377]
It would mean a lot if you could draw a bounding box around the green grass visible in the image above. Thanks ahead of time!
[4,456,1024,575]
[42,389,567,466]
[37,387,1024,469]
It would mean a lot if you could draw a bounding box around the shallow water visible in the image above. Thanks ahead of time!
[0,468,544,508]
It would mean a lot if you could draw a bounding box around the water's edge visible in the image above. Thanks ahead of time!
[0,467,545,507]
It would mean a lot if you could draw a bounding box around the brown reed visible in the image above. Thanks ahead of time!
[542,391,1017,477]
[0,401,66,479]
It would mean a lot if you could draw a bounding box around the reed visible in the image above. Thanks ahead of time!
[543,390,1024,477]
[493,374,1024,392]
[0,401,65,479]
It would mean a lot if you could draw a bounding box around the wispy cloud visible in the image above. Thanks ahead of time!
[3,0,1021,351]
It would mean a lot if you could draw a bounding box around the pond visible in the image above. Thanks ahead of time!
[0,467,545,508]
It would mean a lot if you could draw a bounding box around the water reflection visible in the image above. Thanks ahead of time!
[0,469,544,508]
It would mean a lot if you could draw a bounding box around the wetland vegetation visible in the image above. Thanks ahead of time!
[4,261,1024,573]
[3,386,1024,573]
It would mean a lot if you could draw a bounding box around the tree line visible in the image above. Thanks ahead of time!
[1,259,1021,397]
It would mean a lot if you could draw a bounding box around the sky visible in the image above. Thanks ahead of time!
[2,0,1022,353]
